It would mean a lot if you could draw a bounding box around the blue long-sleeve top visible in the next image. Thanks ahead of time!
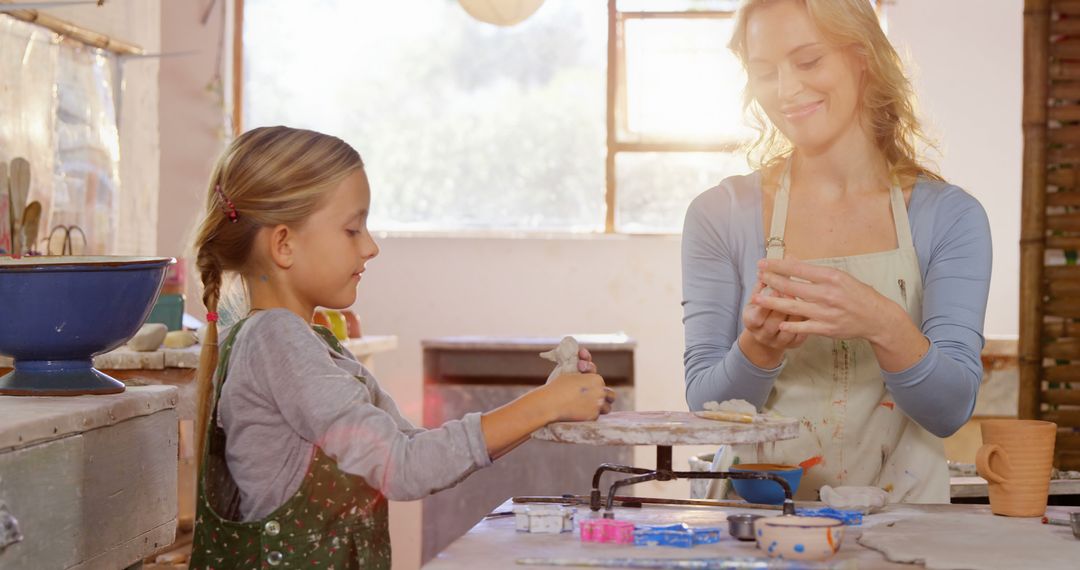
[681,171,992,438]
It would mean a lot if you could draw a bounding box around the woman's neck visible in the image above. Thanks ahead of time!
[791,120,890,198]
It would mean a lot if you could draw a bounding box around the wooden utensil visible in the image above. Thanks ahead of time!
[8,158,30,255]
[20,201,41,255]
[0,161,9,253]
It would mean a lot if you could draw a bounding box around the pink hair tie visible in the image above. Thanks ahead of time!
[214,184,238,223]
[206,312,220,323]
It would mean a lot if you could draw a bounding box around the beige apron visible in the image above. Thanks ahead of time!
[730,161,950,504]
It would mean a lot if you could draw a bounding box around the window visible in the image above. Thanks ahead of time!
[240,0,756,233]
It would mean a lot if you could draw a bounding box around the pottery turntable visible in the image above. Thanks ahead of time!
[512,411,801,517]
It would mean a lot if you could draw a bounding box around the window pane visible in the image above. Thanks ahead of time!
[615,152,751,234]
[617,0,740,11]
[623,18,752,143]
[244,0,606,232]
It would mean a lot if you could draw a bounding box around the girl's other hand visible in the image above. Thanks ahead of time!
[545,373,608,422]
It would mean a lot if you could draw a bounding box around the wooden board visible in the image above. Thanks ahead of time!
[532,411,799,447]
[0,385,178,451]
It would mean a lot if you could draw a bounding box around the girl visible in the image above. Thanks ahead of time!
[681,0,991,503]
[188,126,613,569]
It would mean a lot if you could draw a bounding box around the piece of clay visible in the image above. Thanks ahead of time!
[163,330,197,349]
[512,504,575,534]
[819,485,888,513]
[539,336,580,383]
[128,323,168,352]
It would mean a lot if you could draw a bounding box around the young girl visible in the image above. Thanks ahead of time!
[682,0,991,503]
[188,126,613,569]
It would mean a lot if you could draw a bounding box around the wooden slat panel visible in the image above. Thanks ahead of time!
[1050,60,1080,79]
[1043,320,1078,338]
[1051,81,1080,100]
[1049,105,1080,121]
[1054,1,1080,16]
[1045,265,1080,279]
[1047,190,1080,204]
[1043,389,1080,405]
[1042,408,1080,426]
[1049,125,1080,143]
[1043,363,1080,380]
[1056,431,1080,450]
[1052,17,1080,34]
[1047,211,1080,231]
[1054,451,1080,470]
[1052,40,1080,58]
[1048,167,1079,186]
[1044,338,1080,359]
[1045,299,1080,318]
[1047,281,1080,300]
[1047,235,1080,249]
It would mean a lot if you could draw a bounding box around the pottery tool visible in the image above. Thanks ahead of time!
[0,162,8,253]
[19,201,41,255]
[513,494,787,512]
[7,158,29,255]
[516,556,856,569]
[693,410,758,424]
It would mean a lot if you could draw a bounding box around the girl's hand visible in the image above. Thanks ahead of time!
[739,280,808,367]
[544,373,609,422]
[577,347,597,373]
[754,258,898,342]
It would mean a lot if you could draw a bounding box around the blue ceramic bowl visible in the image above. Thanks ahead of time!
[0,256,175,396]
[730,463,803,505]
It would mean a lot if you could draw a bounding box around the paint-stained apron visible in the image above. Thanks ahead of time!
[732,160,950,504]
[189,319,392,569]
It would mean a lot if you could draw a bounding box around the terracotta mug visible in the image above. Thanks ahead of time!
[975,419,1057,517]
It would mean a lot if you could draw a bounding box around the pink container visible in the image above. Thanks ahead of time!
[580,518,635,544]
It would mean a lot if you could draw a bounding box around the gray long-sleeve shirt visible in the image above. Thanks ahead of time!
[681,172,992,438]
[217,309,491,521]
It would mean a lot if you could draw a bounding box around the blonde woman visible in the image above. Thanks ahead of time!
[187,126,613,568]
[681,0,991,503]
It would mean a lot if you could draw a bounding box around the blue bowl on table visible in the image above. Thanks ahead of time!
[730,463,803,505]
[0,256,175,396]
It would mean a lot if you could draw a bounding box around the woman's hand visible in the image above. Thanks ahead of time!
[739,280,808,368]
[755,258,902,343]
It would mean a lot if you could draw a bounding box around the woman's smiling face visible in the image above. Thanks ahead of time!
[744,0,866,154]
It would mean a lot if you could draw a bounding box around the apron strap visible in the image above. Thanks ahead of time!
[765,158,793,260]
[889,179,914,249]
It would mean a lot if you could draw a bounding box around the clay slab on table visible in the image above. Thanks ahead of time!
[532,411,799,446]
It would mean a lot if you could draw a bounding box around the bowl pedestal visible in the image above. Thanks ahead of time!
[0,358,125,396]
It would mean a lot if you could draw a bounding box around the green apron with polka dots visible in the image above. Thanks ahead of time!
[189,319,392,569]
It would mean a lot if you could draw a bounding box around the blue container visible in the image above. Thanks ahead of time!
[730,463,803,505]
[0,256,174,396]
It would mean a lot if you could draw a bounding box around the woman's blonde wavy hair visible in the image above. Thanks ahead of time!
[191,126,364,462]
[728,0,942,182]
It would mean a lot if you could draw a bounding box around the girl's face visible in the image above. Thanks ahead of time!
[744,0,865,154]
[287,169,379,312]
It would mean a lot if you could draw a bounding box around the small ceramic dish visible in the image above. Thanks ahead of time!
[727,513,763,541]
[730,464,803,505]
[756,515,844,561]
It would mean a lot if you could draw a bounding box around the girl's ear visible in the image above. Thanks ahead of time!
[267,224,295,269]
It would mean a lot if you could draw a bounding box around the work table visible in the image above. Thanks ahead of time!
[424,499,1080,569]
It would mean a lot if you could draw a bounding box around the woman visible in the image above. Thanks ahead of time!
[681,0,991,503]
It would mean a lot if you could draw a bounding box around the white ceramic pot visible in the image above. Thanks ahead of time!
[756,515,844,561]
